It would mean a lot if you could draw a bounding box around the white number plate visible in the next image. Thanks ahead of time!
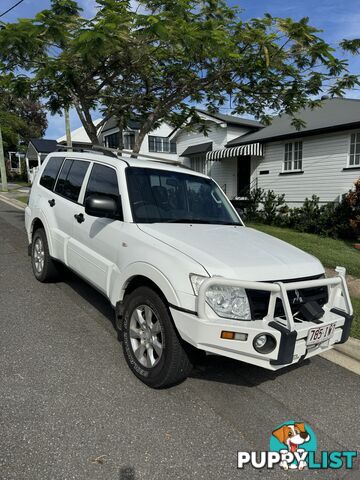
[306,323,336,346]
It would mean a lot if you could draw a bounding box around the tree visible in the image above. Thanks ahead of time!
[0,0,359,152]
[0,75,47,153]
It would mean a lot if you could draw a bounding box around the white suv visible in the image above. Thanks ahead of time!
[25,148,353,388]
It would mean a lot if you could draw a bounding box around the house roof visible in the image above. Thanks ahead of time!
[195,109,263,128]
[30,138,57,153]
[57,119,102,144]
[100,117,141,134]
[227,98,360,146]
[181,142,212,157]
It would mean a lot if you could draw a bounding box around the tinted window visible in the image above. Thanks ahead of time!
[55,159,89,202]
[39,157,64,191]
[126,167,241,225]
[85,163,123,219]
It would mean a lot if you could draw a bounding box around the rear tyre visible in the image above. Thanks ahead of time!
[31,228,58,282]
[122,286,193,388]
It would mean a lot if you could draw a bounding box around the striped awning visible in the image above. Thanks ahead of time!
[206,143,263,161]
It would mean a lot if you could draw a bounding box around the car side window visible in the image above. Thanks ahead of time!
[55,159,90,202]
[84,163,123,219]
[39,157,64,191]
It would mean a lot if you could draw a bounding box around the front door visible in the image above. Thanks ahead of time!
[237,156,251,196]
[69,162,123,295]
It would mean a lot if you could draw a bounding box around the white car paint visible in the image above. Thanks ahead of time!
[137,223,324,280]
[25,150,353,371]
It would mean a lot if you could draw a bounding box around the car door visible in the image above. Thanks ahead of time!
[52,158,91,264]
[36,155,65,260]
[69,162,124,295]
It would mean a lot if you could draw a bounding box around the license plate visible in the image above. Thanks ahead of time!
[306,323,336,346]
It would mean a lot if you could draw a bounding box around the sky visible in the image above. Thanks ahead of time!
[1,0,360,139]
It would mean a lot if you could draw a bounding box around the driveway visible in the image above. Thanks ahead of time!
[0,200,359,480]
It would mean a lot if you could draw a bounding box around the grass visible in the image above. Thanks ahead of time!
[248,222,360,339]
[351,298,360,340]
[248,222,360,278]
[16,196,28,204]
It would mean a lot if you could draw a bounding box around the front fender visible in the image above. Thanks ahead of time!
[109,261,180,307]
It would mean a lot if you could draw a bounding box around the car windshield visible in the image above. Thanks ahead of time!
[126,167,242,225]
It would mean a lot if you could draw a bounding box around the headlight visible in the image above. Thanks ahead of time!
[190,274,251,320]
[206,285,251,320]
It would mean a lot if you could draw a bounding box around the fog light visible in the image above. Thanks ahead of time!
[254,334,267,349]
[253,333,277,354]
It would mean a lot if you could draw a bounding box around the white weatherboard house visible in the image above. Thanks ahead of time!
[221,97,360,205]
[97,117,176,161]
[174,109,263,199]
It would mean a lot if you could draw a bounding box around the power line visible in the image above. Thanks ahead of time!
[0,0,25,19]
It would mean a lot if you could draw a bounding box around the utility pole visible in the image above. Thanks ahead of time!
[65,108,72,150]
[0,126,8,192]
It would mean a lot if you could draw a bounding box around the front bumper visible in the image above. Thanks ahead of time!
[170,268,353,370]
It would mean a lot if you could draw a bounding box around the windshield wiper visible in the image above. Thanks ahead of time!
[163,218,241,225]
[164,218,209,223]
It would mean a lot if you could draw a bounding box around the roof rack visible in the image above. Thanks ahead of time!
[56,144,118,158]
[55,144,191,169]
[118,149,191,169]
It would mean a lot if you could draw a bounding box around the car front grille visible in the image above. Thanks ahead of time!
[246,274,328,321]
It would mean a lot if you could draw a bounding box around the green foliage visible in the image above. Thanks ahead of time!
[0,75,47,153]
[247,187,359,240]
[0,1,359,150]
[245,187,264,220]
[261,190,286,224]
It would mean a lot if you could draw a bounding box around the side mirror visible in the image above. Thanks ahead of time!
[85,194,120,219]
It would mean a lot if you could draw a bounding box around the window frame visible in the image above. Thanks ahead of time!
[282,141,303,172]
[39,155,65,191]
[148,135,177,154]
[53,158,91,204]
[347,132,360,168]
[81,161,123,220]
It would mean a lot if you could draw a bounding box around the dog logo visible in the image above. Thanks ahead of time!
[270,421,316,471]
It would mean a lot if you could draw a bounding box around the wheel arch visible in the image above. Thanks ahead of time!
[30,215,55,256]
[110,262,180,309]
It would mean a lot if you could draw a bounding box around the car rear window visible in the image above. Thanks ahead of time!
[55,159,90,202]
[39,157,64,191]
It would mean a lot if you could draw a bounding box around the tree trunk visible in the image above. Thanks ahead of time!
[132,112,157,156]
[117,115,124,150]
[73,101,100,146]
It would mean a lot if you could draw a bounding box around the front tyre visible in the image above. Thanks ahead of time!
[122,287,193,388]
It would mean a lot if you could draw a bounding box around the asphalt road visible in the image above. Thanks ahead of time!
[0,199,359,480]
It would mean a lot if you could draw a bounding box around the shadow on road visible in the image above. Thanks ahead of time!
[189,350,311,387]
[56,266,118,333]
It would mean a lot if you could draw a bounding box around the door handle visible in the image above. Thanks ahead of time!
[48,199,55,207]
[74,213,85,224]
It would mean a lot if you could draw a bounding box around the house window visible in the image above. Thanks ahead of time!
[190,154,206,174]
[104,131,136,150]
[148,136,176,154]
[283,141,302,171]
[349,133,360,166]
[123,132,135,150]
[105,132,120,148]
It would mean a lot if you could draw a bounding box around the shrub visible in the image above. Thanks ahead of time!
[261,190,286,224]
[245,187,264,220]
[290,195,321,233]
[346,178,360,238]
